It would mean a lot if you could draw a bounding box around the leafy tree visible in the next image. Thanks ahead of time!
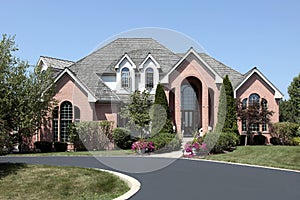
[0,34,55,152]
[280,73,300,123]
[120,90,152,138]
[220,75,239,134]
[287,73,300,124]
[150,83,173,135]
[236,99,274,145]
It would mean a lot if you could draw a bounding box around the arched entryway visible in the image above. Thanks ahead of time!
[181,77,202,137]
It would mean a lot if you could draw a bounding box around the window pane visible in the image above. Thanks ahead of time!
[242,118,247,131]
[249,93,260,106]
[52,107,59,142]
[182,86,197,110]
[121,68,129,88]
[242,98,247,110]
[60,101,73,142]
[145,68,154,88]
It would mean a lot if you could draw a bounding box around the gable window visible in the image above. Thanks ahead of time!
[60,101,73,142]
[121,67,130,88]
[145,68,154,89]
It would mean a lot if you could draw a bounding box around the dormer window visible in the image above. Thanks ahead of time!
[121,67,130,88]
[145,68,154,89]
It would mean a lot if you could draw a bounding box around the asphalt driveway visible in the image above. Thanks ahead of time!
[1,156,299,200]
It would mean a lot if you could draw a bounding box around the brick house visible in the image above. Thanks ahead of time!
[36,38,283,144]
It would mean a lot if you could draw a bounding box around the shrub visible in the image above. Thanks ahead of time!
[112,128,133,149]
[68,123,86,151]
[270,137,282,145]
[99,121,114,142]
[34,141,53,152]
[253,134,267,145]
[75,122,111,150]
[292,137,300,146]
[272,122,300,144]
[204,132,240,154]
[148,133,181,153]
[54,142,68,152]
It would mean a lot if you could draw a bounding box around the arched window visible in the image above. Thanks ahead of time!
[145,68,154,89]
[121,67,130,88]
[248,93,260,132]
[52,107,59,142]
[60,101,73,142]
[249,93,260,106]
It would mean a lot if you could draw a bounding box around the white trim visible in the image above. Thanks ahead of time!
[139,53,160,69]
[115,53,136,69]
[160,48,223,84]
[54,68,97,102]
[234,68,284,99]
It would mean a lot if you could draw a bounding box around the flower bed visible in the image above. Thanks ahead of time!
[131,139,155,154]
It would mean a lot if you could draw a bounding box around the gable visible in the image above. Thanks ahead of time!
[234,68,283,99]
[161,48,223,84]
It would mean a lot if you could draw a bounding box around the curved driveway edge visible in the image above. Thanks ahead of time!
[96,168,141,200]
[186,157,300,173]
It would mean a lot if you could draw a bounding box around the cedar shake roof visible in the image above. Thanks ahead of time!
[46,38,260,102]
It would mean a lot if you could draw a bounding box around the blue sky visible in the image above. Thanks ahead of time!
[1,0,300,99]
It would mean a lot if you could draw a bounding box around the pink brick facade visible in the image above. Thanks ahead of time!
[235,73,280,141]
[37,38,283,145]
[165,54,221,135]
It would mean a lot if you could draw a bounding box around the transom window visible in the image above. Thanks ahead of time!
[145,68,154,89]
[121,67,130,88]
[182,85,197,110]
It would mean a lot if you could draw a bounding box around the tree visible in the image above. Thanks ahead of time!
[279,73,300,123]
[236,99,274,145]
[287,73,300,124]
[215,75,238,134]
[150,83,173,135]
[120,90,152,138]
[0,34,56,152]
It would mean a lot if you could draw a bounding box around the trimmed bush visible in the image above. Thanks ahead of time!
[204,132,240,154]
[54,142,68,152]
[147,132,181,153]
[253,134,267,145]
[270,137,282,145]
[34,141,53,152]
[112,128,134,149]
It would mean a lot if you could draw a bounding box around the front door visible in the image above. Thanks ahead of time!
[182,111,194,137]
[181,83,199,137]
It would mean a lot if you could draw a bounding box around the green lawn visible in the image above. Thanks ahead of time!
[204,145,300,171]
[6,149,133,156]
[0,163,129,200]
